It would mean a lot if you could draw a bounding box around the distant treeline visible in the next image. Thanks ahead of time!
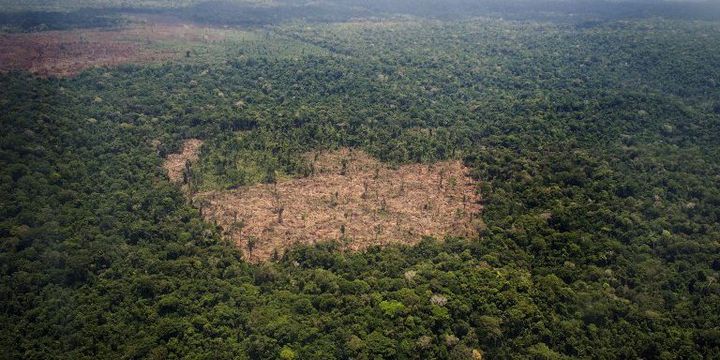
[354,0,720,21]
[182,0,720,26]
[2,0,720,32]
[2,12,720,360]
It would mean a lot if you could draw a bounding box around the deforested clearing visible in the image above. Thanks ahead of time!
[164,139,203,184]
[190,148,482,262]
[0,24,232,77]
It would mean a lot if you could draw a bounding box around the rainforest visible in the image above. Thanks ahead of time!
[1,0,720,359]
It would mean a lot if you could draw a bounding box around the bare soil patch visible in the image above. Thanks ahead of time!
[186,148,482,263]
[0,24,229,77]
[163,138,203,184]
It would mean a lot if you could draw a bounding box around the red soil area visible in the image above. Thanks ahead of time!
[163,139,204,184]
[190,148,483,263]
[0,24,227,77]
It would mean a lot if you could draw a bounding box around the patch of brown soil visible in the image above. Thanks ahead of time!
[0,24,229,77]
[191,148,482,263]
[163,139,203,184]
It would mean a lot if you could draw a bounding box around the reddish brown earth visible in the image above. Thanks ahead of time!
[163,139,204,185]
[182,148,482,263]
[0,24,227,77]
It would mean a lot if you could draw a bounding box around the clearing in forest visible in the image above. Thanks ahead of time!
[165,143,483,263]
[0,24,234,77]
[164,138,204,185]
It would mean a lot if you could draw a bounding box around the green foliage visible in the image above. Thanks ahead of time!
[279,346,297,360]
[2,12,720,360]
[379,300,406,317]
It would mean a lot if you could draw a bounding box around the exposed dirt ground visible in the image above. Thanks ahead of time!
[163,138,204,185]
[179,147,482,263]
[0,24,229,77]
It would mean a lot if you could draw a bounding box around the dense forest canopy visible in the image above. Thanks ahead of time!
[1,0,720,359]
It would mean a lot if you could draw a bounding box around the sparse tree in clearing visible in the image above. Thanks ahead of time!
[277,206,284,224]
[340,157,348,175]
[183,159,192,183]
[229,219,245,235]
[264,168,277,185]
[271,182,284,224]
[438,167,447,190]
[263,168,284,223]
[332,191,339,207]
[195,198,210,217]
[247,236,257,255]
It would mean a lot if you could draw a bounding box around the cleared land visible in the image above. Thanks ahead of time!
[165,143,483,262]
[164,138,203,185]
[0,24,232,76]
